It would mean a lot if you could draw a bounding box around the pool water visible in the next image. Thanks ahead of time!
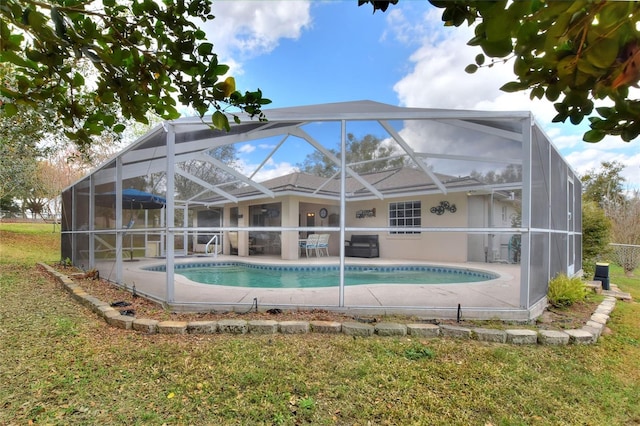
[149,262,498,288]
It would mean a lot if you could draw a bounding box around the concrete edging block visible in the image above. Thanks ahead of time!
[474,328,507,343]
[506,329,538,345]
[407,323,440,338]
[133,318,159,333]
[342,322,374,337]
[187,320,217,334]
[279,321,310,334]
[158,321,188,335]
[218,319,248,334]
[106,314,135,330]
[310,321,342,334]
[565,329,594,345]
[100,307,121,319]
[590,313,609,325]
[581,325,600,342]
[440,325,472,339]
[538,330,570,345]
[248,320,278,334]
[375,322,407,336]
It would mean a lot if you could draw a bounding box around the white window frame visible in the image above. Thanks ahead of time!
[389,201,421,234]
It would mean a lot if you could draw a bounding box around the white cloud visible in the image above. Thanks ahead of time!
[236,157,297,183]
[238,144,256,154]
[390,7,639,190]
[203,1,312,74]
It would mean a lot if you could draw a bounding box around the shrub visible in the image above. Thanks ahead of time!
[547,273,588,308]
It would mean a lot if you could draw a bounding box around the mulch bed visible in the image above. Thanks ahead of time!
[49,264,600,331]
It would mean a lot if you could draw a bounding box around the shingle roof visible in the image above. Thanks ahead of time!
[205,167,483,203]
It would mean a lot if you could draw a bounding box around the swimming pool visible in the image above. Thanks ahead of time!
[145,262,498,288]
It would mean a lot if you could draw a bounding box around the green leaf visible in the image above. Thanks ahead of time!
[545,84,561,102]
[464,64,478,74]
[475,54,485,66]
[113,124,126,133]
[72,72,84,87]
[569,110,583,125]
[596,107,613,118]
[530,86,544,100]
[583,129,605,143]
[500,81,525,93]
[2,103,18,117]
[51,7,66,39]
[598,2,633,28]
[2,50,33,68]
[584,37,619,70]
[480,39,513,58]
[211,110,230,131]
[484,13,511,42]
[21,7,30,25]
[197,42,213,56]
[513,56,528,76]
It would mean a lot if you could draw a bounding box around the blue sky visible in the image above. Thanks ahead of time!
[198,1,639,190]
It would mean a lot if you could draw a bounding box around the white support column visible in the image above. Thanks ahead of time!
[165,123,176,303]
[89,177,95,268]
[519,116,532,310]
[115,157,123,284]
[339,120,347,307]
[182,205,189,256]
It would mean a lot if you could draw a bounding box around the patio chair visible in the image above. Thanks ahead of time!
[301,233,320,258]
[316,233,330,257]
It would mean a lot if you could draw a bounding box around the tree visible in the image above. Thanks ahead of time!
[360,1,640,143]
[35,152,86,221]
[606,192,640,275]
[581,200,611,279]
[297,133,405,177]
[174,145,239,200]
[581,160,639,275]
[581,161,626,206]
[1,0,271,153]
[470,164,522,184]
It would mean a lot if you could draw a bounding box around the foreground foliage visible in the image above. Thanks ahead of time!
[547,273,589,308]
[1,0,270,151]
[1,223,639,424]
[363,1,640,143]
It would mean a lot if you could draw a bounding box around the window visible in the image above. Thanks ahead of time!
[501,206,508,223]
[389,201,421,234]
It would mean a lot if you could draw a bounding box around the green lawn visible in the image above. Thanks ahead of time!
[1,222,639,425]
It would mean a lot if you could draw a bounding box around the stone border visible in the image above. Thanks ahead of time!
[41,263,617,346]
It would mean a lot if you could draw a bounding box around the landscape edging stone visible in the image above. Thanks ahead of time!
[40,263,618,346]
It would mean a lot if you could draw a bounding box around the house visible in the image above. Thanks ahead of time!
[192,168,521,264]
[61,100,581,319]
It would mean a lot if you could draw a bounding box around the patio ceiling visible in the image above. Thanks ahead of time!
[82,100,531,201]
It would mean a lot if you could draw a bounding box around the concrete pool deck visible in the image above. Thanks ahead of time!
[101,255,535,321]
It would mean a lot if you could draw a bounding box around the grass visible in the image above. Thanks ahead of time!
[1,222,640,424]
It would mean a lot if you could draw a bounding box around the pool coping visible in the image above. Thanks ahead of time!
[41,262,618,346]
[148,260,499,288]
[113,256,536,320]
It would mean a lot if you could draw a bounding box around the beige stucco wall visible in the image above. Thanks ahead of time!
[193,192,484,263]
[345,193,469,262]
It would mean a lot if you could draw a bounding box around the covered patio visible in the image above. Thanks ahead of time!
[61,100,582,320]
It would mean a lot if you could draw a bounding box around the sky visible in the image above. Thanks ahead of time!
[195,0,638,190]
